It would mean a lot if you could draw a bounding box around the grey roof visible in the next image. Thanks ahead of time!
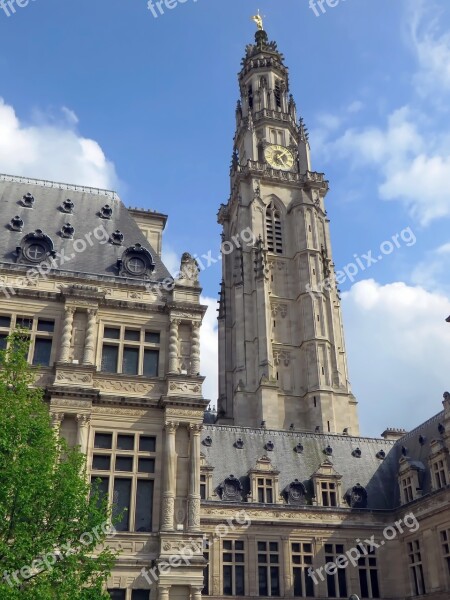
[201,425,399,510]
[0,174,171,282]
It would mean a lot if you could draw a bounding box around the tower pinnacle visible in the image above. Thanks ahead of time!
[251,10,264,31]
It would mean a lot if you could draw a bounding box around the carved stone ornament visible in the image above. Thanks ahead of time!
[217,475,243,502]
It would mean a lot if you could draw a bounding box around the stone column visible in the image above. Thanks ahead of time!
[83,309,97,366]
[190,322,201,376]
[188,424,202,532]
[190,586,203,600]
[51,412,64,435]
[168,319,180,374]
[157,585,170,600]
[161,422,178,531]
[59,306,75,363]
[76,414,91,454]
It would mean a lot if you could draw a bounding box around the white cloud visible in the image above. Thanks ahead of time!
[408,0,450,97]
[200,296,218,408]
[0,98,119,190]
[411,242,450,295]
[342,279,450,436]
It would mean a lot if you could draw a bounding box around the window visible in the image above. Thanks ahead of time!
[408,540,426,596]
[432,459,448,489]
[203,547,210,595]
[101,326,160,376]
[321,482,337,507]
[108,591,126,600]
[200,474,207,500]
[292,542,315,597]
[266,203,283,254]
[0,314,54,366]
[440,529,450,579]
[401,476,414,504]
[324,544,347,598]
[223,540,245,596]
[358,547,380,598]
[258,541,280,596]
[91,432,156,532]
[257,478,274,503]
[131,590,150,599]
[274,80,282,109]
[248,84,254,110]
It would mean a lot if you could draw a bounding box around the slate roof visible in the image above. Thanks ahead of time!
[201,425,399,510]
[0,174,171,282]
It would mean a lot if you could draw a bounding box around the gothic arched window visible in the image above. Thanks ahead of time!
[265,202,283,254]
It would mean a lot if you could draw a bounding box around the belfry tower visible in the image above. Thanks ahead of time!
[217,22,359,435]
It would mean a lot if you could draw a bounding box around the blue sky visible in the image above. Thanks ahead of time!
[1,0,450,436]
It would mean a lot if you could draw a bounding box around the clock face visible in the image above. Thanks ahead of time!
[264,144,295,171]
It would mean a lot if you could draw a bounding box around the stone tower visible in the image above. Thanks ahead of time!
[217,26,359,435]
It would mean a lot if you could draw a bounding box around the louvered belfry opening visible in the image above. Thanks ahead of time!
[266,202,283,254]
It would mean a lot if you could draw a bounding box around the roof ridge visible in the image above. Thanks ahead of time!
[0,173,118,199]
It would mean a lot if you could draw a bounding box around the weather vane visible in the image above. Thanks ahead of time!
[251,9,264,31]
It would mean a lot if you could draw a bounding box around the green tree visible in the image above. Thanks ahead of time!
[0,332,118,599]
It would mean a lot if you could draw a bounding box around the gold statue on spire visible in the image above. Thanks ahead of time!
[251,9,264,31]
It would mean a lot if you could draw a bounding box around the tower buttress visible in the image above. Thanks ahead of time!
[217,25,359,435]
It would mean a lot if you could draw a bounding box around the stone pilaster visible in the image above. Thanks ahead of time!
[190,322,201,376]
[59,306,75,363]
[161,421,178,531]
[157,585,170,600]
[188,424,202,532]
[51,412,64,434]
[168,319,180,374]
[190,585,203,600]
[76,414,91,454]
[83,309,97,366]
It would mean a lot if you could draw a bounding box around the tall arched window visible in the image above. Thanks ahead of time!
[266,202,283,254]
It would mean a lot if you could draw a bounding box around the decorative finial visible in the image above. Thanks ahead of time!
[251,9,264,31]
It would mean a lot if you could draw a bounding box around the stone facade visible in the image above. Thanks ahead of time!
[0,25,449,600]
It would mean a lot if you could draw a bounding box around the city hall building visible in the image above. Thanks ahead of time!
[0,23,449,600]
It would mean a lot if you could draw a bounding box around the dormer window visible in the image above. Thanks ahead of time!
[10,216,24,232]
[100,204,113,219]
[429,439,449,491]
[398,456,425,505]
[61,199,74,214]
[110,230,124,246]
[248,455,280,504]
[17,230,55,265]
[60,223,75,239]
[311,459,343,508]
[21,192,35,208]
[117,244,155,279]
